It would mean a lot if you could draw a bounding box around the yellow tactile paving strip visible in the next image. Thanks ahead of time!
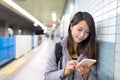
[2,59,25,74]
[0,39,54,80]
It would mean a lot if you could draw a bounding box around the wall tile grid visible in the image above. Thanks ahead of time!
[95,0,118,80]
[74,0,119,80]
[114,0,120,79]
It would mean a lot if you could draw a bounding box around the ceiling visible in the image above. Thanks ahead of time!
[0,4,33,27]
[0,0,67,31]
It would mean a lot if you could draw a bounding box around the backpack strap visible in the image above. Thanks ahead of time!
[55,42,63,69]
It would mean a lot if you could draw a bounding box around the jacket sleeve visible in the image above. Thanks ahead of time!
[44,45,64,80]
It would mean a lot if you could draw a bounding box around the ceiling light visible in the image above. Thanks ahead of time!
[3,0,47,33]
[51,11,56,22]
[70,3,74,13]
[33,23,38,27]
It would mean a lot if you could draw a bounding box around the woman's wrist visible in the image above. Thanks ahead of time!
[63,69,69,76]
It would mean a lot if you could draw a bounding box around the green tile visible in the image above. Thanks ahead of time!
[115,53,120,61]
[117,16,120,25]
[115,62,120,71]
[116,43,120,52]
[114,71,120,80]
[117,7,120,15]
[116,35,120,43]
[118,0,120,6]
[116,25,120,34]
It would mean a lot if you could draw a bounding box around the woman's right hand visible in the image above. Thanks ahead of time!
[64,60,77,76]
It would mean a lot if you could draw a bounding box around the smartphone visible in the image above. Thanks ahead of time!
[77,59,96,67]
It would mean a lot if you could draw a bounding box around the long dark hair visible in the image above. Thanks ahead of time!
[67,11,96,59]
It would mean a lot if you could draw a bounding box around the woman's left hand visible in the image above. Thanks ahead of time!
[75,64,91,74]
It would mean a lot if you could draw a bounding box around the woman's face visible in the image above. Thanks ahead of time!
[70,20,90,43]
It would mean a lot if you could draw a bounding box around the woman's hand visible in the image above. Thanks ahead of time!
[64,60,77,76]
[75,64,92,74]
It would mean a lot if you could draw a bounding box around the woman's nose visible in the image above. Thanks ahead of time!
[80,31,85,38]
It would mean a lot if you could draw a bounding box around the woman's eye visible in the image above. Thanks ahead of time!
[78,29,82,31]
[86,31,90,34]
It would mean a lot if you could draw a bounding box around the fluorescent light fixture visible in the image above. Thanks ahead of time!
[3,0,47,33]
[33,23,38,27]
[51,11,56,22]
[18,29,22,34]
[70,3,74,13]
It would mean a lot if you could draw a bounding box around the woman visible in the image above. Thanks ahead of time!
[44,11,97,80]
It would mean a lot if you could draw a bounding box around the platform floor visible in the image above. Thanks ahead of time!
[0,39,55,80]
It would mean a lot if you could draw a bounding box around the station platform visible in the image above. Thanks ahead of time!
[0,39,55,80]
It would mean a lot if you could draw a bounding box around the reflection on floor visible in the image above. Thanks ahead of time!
[0,39,55,80]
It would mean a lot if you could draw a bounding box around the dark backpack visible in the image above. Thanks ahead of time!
[55,42,63,69]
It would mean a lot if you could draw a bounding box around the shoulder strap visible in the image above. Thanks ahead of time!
[55,42,63,69]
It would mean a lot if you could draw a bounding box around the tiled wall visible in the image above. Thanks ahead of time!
[60,0,73,37]
[73,0,119,80]
[114,0,120,79]
[62,0,119,79]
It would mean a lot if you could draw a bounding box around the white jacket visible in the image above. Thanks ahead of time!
[44,37,97,80]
